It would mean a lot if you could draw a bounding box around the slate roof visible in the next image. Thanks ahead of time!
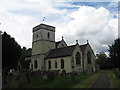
[79,44,87,52]
[55,41,62,48]
[26,49,32,57]
[45,45,76,59]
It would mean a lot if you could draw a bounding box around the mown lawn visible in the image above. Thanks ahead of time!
[108,71,120,88]
[11,72,100,88]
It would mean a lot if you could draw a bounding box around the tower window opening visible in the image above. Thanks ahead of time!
[47,32,50,38]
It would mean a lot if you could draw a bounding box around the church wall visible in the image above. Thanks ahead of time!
[91,54,96,72]
[45,56,72,73]
[83,44,96,73]
[38,41,55,53]
[32,30,55,55]
[72,44,83,73]
[32,24,56,71]
[57,40,67,48]
[31,54,45,71]
[33,29,55,42]
[32,41,43,54]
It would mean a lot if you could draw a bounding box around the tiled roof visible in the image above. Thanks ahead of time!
[45,45,76,59]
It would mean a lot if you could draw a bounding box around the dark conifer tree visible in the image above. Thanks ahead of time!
[108,38,120,69]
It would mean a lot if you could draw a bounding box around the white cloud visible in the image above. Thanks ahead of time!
[61,6,118,54]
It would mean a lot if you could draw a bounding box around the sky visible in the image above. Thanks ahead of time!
[0,0,119,55]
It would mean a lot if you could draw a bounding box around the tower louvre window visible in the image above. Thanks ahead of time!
[36,34,38,38]
[47,32,50,38]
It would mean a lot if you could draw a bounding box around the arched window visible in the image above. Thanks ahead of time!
[61,59,64,68]
[87,51,91,64]
[31,64,33,70]
[48,60,51,69]
[55,60,57,68]
[36,34,38,38]
[34,60,38,69]
[47,32,50,38]
[76,52,81,64]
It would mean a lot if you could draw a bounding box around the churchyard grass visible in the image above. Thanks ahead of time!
[108,70,120,88]
[10,72,100,88]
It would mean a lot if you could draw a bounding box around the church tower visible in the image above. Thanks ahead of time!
[31,23,55,71]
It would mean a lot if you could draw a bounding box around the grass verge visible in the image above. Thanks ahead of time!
[73,72,100,88]
[108,71,120,88]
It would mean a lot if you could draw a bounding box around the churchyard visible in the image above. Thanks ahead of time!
[9,71,100,88]
[2,69,120,88]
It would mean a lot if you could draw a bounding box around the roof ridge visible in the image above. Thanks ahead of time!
[45,45,76,59]
[79,43,87,46]
[53,44,76,50]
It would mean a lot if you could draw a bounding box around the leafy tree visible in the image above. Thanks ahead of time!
[20,47,27,61]
[19,47,32,70]
[2,32,22,72]
[108,38,120,69]
[96,52,112,69]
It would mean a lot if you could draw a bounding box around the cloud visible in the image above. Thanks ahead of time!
[0,0,118,54]
[61,6,118,54]
[0,0,70,48]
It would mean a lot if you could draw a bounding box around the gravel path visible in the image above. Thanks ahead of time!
[91,71,110,88]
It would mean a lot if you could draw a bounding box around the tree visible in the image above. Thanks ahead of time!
[96,52,112,69]
[108,38,120,69]
[2,32,22,72]
[19,47,32,70]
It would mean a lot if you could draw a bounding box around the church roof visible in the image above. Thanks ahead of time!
[79,44,87,52]
[26,49,32,57]
[55,41,62,48]
[33,23,55,32]
[45,45,76,59]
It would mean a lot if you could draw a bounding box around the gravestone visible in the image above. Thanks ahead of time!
[61,70,66,77]
[70,71,76,81]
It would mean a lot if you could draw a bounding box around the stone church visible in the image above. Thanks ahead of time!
[26,23,96,74]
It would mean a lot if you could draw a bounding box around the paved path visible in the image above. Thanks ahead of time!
[91,71,110,88]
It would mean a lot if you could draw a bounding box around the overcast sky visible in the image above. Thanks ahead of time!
[0,0,119,55]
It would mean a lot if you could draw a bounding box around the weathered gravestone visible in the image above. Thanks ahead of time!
[70,71,76,82]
